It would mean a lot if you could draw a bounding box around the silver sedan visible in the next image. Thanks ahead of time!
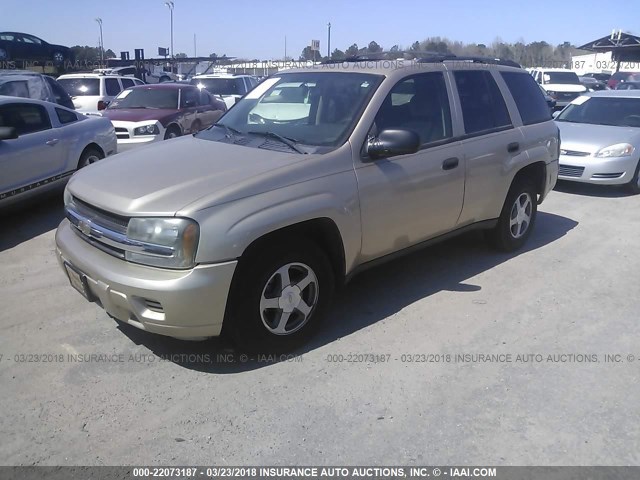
[555,90,640,193]
[0,96,117,207]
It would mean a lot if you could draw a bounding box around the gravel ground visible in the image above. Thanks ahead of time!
[1,182,639,466]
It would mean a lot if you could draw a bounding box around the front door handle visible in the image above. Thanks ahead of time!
[46,139,59,146]
[442,157,459,171]
[507,142,520,153]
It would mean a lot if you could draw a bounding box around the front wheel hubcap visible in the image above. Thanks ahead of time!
[259,262,319,335]
[509,192,532,239]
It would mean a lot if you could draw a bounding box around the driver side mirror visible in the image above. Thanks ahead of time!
[0,127,18,140]
[367,129,421,160]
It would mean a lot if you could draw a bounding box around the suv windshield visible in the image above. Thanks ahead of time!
[58,78,100,96]
[107,88,179,109]
[198,72,383,147]
[556,96,640,127]
[543,72,580,85]
[192,78,244,96]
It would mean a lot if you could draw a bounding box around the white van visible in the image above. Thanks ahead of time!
[56,73,145,113]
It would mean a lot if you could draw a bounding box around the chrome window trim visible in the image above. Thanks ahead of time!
[66,207,175,257]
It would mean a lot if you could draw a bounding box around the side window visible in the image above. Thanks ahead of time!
[44,76,73,108]
[0,80,30,98]
[56,108,78,124]
[0,103,52,136]
[180,88,199,108]
[454,70,511,135]
[133,79,145,86]
[198,90,211,106]
[105,78,121,96]
[500,72,551,125]
[238,78,248,94]
[375,72,452,145]
[121,78,135,89]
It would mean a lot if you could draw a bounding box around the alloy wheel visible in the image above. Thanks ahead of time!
[259,262,319,335]
[509,192,533,239]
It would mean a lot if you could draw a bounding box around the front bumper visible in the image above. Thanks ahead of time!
[55,219,237,339]
[558,154,639,185]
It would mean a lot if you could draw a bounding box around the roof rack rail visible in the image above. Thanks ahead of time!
[321,53,388,64]
[417,54,521,68]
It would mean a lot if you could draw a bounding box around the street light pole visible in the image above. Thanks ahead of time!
[327,22,331,58]
[95,18,104,65]
[164,1,174,59]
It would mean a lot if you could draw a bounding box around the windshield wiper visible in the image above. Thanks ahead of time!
[246,131,306,154]
[215,123,243,138]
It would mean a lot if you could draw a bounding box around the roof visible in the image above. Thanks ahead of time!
[193,74,252,78]
[129,83,192,90]
[532,68,576,73]
[587,89,640,98]
[578,32,640,62]
[57,73,137,80]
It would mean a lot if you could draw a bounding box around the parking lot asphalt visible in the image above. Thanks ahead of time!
[1,182,639,466]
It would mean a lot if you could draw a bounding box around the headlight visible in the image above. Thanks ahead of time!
[546,91,558,98]
[134,124,160,136]
[594,143,635,158]
[125,218,199,269]
[63,187,73,207]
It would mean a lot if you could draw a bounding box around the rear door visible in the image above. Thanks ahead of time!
[355,72,466,260]
[452,69,526,225]
[0,102,69,195]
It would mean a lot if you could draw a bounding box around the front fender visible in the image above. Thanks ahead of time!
[189,170,362,275]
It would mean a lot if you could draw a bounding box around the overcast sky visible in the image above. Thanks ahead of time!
[2,0,639,59]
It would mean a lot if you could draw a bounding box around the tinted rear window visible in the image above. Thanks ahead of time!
[58,78,100,96]
[501,72,551,125]
[191,78,244,95]
[454,70,511,134]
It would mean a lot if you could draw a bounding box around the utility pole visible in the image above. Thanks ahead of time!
[327,22,331,58]
[95,18,104,65]
[194,33,197,57]
[164,1,174,59]
[284,35,287,61]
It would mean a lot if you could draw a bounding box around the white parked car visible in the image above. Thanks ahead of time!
[0,96,116,207]
[530,68,587,109]
[190,74,258,108]
[56,73,145,113]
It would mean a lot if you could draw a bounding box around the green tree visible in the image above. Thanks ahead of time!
[299,46,316,61]
[175,52,188,58]
[367,41,382,53]
[330,48,345,60]
[345,43,359,57]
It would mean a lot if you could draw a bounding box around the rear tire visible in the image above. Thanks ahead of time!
[52,51,65,65]
[486,179,538,252]
[225,239,335,353]
[77,147,103,170]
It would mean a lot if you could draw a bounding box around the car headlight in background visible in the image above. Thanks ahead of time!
[126,218,199,269]
[594,143,635,158]
[546,90,558,98]
[134,124,160,136]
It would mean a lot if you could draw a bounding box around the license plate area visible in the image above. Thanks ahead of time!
[64,262,94,302]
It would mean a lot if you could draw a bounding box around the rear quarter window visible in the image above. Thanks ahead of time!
[500,72,551,125]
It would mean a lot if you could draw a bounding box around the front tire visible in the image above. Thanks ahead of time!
[626,161,640,195]
[52,51,65,64]
[487,179,538,252]
[164,125,181,140]
[226,239,335,353]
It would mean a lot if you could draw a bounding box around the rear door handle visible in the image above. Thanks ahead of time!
[507,142,520,153]
[46,139,59,146]
[442,157,459,171]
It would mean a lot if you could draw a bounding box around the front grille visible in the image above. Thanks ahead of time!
[560,149,590,157]
[72,197,129,234]
[591,173,624,179]
[557,92,579,101]
[115,127,130,139]
[559,165,585,178]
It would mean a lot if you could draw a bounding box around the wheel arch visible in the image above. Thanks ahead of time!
[510,161,547,200]
[239,217,347,286]
[77,143,105,168]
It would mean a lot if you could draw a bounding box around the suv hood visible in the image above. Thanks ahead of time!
[556,122,640,153]
[68,135,317,216]
[543,84,586,93]
[101,108,178,123]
